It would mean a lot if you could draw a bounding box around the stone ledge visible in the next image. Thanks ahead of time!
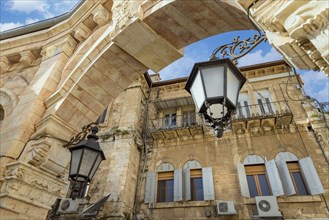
[244,195,322,204]
[151,200,212,209]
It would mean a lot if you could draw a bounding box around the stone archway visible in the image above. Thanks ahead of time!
[0,0,253,219]
[45,0,253,138]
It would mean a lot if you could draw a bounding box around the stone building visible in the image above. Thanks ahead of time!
[0,0,328,219]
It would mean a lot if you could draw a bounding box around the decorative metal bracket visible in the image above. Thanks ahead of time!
[64,122,99,147]
[209,33,267,64]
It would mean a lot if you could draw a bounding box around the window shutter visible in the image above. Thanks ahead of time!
[237,161,250,198]
[144,172,156,203]
[265,160,284,196]
[174,169,183,201]
[202,167,215,200]
[184,168,191,201]
[276,160,296,196]
[299,157,324,195]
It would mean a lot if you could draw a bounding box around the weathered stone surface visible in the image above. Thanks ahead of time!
[0,1,328,220]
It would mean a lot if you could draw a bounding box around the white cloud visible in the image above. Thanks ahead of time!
[301,70,329,102]
[26,18,40,24]
[238,47,282,67]
[3,0,79,19]
[0,18,40,32]
[0,22,23,31]
[4,0,50,14]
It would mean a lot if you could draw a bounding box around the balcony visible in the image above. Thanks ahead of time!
[148,113,204,140]
[231,100,293,134]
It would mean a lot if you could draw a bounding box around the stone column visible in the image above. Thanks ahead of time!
[0,35,77,220]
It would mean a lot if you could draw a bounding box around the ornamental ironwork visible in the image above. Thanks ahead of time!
[209,33,267,64]
[64,122,99,147]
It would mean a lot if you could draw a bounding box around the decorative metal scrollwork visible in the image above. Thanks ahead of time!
[209,33,267,64]
[64,122,99,147]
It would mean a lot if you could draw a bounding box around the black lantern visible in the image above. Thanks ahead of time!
[185,58,246,138]
[69,126,105,183]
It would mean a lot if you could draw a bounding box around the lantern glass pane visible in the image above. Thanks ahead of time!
[190,70,205,111]
[227,67,240,107]
[70,148,82,176]
[201,65,224,99]
[207,103,227,119]
[79,149,99,177]
[88,155,102,180]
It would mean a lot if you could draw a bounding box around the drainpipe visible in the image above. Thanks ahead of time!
[132,73,153,219]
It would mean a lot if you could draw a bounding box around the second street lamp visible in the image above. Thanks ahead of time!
[68,125,106,199]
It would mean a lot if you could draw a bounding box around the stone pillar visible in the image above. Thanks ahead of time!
[88,81,146,218]
[0,35,77,167]
[0,35,77,220]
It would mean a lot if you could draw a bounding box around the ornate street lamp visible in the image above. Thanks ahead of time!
[185,34,266,138]
[66,123,106,198]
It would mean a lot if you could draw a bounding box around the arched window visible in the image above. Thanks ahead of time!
[243,155,272,198]
[275,152,323,196]
[183,160,214,201]
[238,154,285,198]
[144,160,215,204]
[156,163,174,203]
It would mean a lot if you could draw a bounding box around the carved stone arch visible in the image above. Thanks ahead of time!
[38,0,252,139]
[177,154,206,169]
[157,162,175,172]
[274,152,298,163]
[153,158,176,173]
[243,154,265,165]
[183,160,202,170]
[0,88,19,118]
[268,146,306,161]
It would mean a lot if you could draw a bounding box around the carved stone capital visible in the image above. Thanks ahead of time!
[41,35,77,60]
[19,50,36,67]
[92,4,111,26]
[0,56,11,73]
[74,23,92,42]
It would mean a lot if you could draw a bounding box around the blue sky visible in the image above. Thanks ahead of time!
[1,0,328,102]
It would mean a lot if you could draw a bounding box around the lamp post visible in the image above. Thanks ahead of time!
[185,34,266,138]
[67,124,106,199]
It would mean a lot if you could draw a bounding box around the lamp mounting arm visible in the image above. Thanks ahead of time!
[209,33,267,65]
[64,122,100,147]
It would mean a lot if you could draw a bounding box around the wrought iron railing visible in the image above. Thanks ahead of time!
[232,100,292,120]
[149,113,203,131]
[317,102,329,113]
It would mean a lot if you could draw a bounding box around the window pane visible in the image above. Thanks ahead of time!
[191,177,204,201]
[157,179,174,202]
[247,175,258,198]
[292,172,309,195]
[171,114,176,127]
[258,174,271,196]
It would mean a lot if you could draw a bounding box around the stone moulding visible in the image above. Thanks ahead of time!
[3,162,68,198]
